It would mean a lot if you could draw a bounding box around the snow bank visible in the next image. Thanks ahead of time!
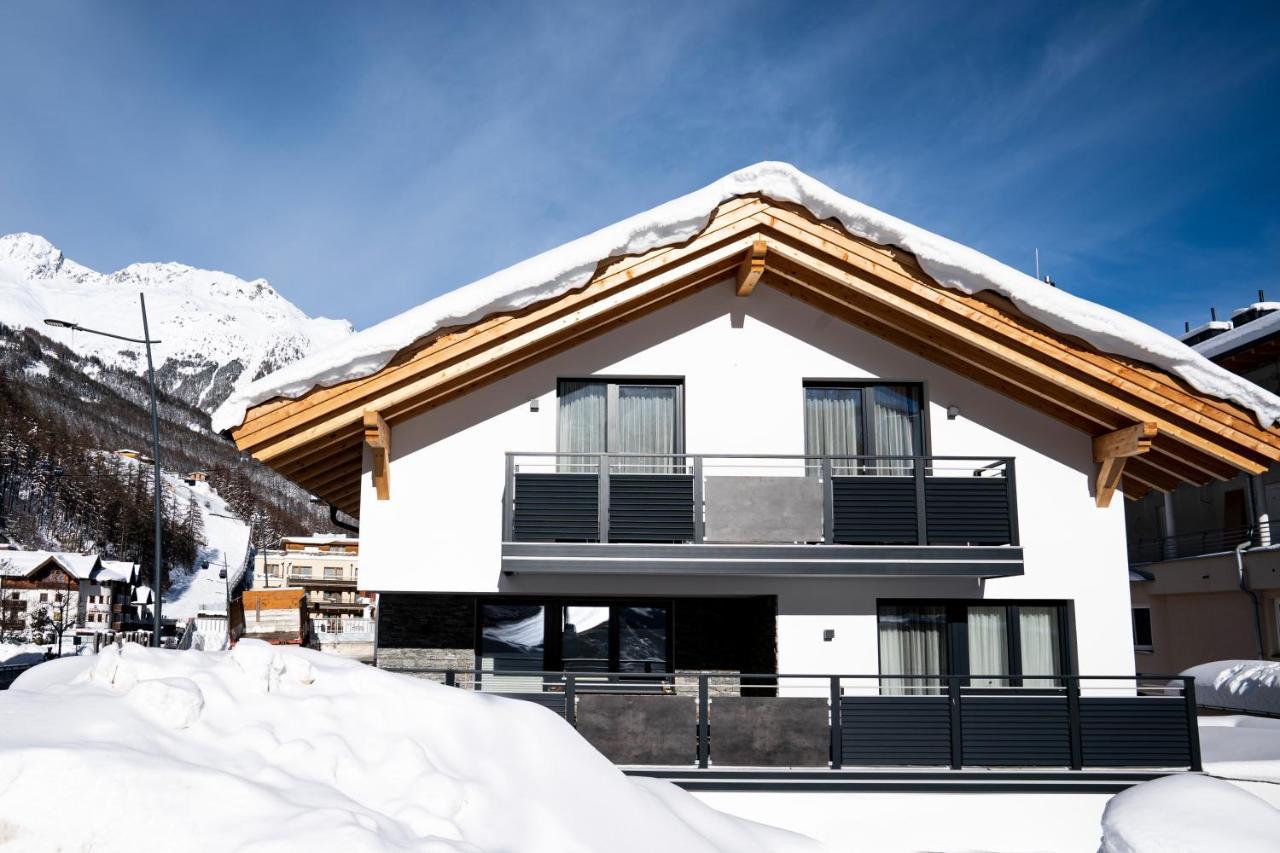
[0,641,818,853]
[1199,714,1280,783]
[212,161,1280,433]
[1100,774,1280,852]
[1183,659,1280,715]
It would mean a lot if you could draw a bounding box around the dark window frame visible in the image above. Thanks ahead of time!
[801,379,932,462]
[876,598,1075,688]
[556,376,686,456]
[1131,606,1153,652]
[475,595,676,674]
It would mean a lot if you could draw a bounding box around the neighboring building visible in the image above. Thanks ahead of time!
[182,471,209,485]
[215,164,1280,774]
[112,449,153,465]
[253,535,368,619]
[1127,296,1280,674]
[0,551,144,644]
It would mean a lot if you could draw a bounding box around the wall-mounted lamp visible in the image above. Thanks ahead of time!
[529,399,540,412]
[946,405,961,421]
[823,629,835,642]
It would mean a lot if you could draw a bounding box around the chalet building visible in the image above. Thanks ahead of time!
[0,551,142,642]
[214,163,1280,779]
[182,471,209,485]
[1127,297,1280,676]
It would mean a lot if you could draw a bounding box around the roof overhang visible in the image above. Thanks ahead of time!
[225,195,1280,516]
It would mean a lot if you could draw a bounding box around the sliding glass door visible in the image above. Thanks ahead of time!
[804,382,924,475]
[558,379,682,472]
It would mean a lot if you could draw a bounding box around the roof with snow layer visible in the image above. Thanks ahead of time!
[0,551,102,580]
[214,162,1280,516]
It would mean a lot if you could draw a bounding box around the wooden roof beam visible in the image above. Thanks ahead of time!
[363,410,390,501]
[735,239,767,296]
[1093,423,1157,507]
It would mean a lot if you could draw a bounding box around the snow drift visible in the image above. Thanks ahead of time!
[1182,659,1280,716]
[1099,774,1280,853]
[212,161,1280,433]
[0,642,817,853]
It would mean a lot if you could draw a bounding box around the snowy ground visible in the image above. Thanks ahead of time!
[161,475,250,621]
[0,642,818,853]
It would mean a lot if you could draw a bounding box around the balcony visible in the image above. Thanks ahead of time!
[501,453,1022,578]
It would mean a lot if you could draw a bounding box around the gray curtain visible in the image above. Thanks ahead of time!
[871,385,919,475]
[804,388,861,475]
[618,385,676,473]
[558,381,605,471]
[967,606,1009,688]
[1019,607,1061,688]
[878,605,946,695]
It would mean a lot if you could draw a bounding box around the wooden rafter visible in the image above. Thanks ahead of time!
[223,195,1280,516]
[1093,423,1157,508]
[363,410,390,501]
[735,238,767,297]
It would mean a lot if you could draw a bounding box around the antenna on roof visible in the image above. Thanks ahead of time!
[1034,249,1040,281]
[1211,307,1218,321]
[1043,275,1056,288]
[1185,321,1191,333]
[1260,289,1267,303]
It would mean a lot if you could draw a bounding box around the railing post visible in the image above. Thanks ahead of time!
[1005,458,1019,546]
[502,453,515,542]
[565,674,577,728]
[948,675,963,770]
[697,674,710,769]
[829,676,843,770]
[914,457,928,546]
[1184,676,1202,771]
[821,457,835,544]
[598,453,610,543]
[692,455,705,543]
[1066,676,1083,770]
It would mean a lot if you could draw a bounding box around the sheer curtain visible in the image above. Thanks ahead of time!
[878,605,946,695]
[804,388,861,475]
[967,606,1009,688]
[618,386,676,473]
[871,385,920,476]
[1019,607,1061,688]
[558,381,606,471]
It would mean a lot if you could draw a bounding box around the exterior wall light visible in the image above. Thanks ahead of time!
[947,405,961,420]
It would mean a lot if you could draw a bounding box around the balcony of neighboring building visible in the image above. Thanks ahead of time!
[501,451,1022,578]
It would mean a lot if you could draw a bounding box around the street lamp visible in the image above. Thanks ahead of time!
[45,293,165,648]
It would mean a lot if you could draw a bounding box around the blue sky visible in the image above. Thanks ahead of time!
[2,1,1278,335]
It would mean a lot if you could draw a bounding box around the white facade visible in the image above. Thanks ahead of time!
[359,282,1133,677]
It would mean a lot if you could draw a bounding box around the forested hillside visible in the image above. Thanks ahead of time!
[0,323,340,589]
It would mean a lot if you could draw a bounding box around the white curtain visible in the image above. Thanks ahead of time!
[558,381,605,471]
[805,388,861,475]
[618,386,676,473]
[878,605,945,695]
[1019,607,1061,688]
[871,385,920,475]
[967,606,1009,688]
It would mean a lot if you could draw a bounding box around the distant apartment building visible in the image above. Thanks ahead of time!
[1127,295,1280,675]
[253,535,366,616]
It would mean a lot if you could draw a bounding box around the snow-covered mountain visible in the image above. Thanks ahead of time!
[0,233,353,413]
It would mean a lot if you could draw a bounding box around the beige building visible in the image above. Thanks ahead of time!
[253,535,368,618]
[1127,296,1280,675]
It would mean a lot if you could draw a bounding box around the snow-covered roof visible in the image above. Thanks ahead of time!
[212,161,1280,432]
[0,551,60,576]
[281,534,357,546]
[0,550,104,580]
[1184,659,1280,716]
[1196,309,1280,360]
[97,560,137,584]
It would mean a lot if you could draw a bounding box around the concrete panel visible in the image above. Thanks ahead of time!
[575,694,696,766]
[704,476,823,543]
[710,697,830,767]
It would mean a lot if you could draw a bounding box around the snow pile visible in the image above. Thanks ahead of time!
[1200,715,1280,783]
[211,161,1280,432]
[0,232,354,413]
[1099,774,1280,852]
[1183,659,1280,715]
[0,641,817,853]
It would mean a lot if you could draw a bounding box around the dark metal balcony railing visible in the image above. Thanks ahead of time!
[387,668,1199,772]
[1127,520,1276,565]
[503,453,1018,547]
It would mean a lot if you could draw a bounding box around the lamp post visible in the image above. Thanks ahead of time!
[46,293,165,647]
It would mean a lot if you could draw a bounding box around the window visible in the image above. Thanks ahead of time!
[877,601,1069,693]
[39,593,47,602]
[324,567,342,580]
[479,603,546,672]
[477,599,671,675]
[558,379,683,472]
[1132,607,1153,652]
[804,382,924,474]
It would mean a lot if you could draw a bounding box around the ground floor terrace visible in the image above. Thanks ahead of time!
[374,591,1201,784]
